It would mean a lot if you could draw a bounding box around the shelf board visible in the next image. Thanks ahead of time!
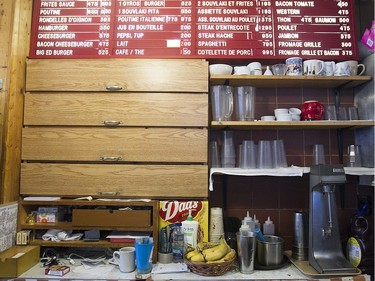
[210,75,372,88]
[21,198,156,207]
[20,222,154,232]
[211,120,375,130]
[28,239,134,248]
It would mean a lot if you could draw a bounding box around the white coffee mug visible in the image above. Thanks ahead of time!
[113,247,136,273]
[334,62,351,76]
[303,60,324,75]
[323,61,336,76]
[343,60,366,76]
[247,62,262,75]
[234,66,250,75]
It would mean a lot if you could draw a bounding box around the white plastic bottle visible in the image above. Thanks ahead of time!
[243,211,255,232]
[263,216,275,235]
[181,210,199,249]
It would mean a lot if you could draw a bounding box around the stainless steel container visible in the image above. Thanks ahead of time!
[256,235,284,266]
[292,211,309,260]
[236,232,256,274]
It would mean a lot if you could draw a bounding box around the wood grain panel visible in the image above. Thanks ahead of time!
[22,127,208,163]
[26,59,208,92]
[20,163,208,198]
[24,92,208,127]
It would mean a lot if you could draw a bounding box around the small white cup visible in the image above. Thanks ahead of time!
[276,113,292,121]
[261,115,276,121]
[274,108,289,118]
[247,62,262,75]
[113,247,136,273]
[289,108,301,115]
[234,66,250,75]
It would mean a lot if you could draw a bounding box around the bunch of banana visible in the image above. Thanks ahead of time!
[185,236,236,263]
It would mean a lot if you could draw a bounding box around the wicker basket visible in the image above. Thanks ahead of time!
[184,252,236,276]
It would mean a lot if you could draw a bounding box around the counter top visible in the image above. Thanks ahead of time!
[18,259,370,281]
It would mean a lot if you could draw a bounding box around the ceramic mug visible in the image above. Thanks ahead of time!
[301,100,325,120]
[285,57,303,76]
[113,247,136,273]
[303,60,324,75]
[323,61,336,76]
[247,62,262,75]
[334,62,351,76]
[343,60,366,76]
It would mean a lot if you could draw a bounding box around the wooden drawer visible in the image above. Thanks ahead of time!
[22,127,207,163]
[26,59,208,92]
[72,209,151,227]
[20,163,208,198]
[24,92,208,127]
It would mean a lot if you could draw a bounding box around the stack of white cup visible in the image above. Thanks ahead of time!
[209,207,224,244]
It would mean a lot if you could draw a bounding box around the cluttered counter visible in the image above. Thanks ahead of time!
[17,257,369,281]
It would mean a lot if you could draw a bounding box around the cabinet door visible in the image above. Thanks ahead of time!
[24,92,208,127]
[26,59,208,92]
[20,163,208,198]
[22,127,207,163]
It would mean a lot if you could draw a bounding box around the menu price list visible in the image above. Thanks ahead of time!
[29,0,357,59]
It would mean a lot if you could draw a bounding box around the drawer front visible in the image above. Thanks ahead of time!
[20,163,208,198]
[24,92,208,127]
[26,59,208,92]
[72,209,151,227]
[22,127,207,163]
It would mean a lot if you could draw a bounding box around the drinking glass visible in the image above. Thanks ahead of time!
[257,140,273,169]
[312,144,325,165]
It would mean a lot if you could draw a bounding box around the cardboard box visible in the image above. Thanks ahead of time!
[159,200,209,243]
[0,245,40,277]
[72,209,151,227]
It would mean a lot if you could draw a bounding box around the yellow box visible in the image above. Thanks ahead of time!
[0,245,40,277]
[159,200,209,243]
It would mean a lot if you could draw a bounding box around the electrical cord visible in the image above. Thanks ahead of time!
[67,252,106,265]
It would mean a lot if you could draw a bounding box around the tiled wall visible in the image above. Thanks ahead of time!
[208,86,373,250]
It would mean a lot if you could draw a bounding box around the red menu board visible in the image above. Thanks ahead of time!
[29,0,358,59]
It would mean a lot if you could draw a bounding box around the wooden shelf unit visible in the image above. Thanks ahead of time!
[18,199,159,261]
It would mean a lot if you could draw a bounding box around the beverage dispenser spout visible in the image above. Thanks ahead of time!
[309,164,357,274]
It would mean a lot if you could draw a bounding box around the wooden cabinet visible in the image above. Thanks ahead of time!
[20,59,209,258]
[22,59,209,199]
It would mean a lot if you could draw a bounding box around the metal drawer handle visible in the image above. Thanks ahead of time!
[97,191,120,196]
[105,85,123,91]
[100,156,122,161]
[103,120,121,127]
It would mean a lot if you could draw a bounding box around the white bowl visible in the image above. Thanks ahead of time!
[209,64,233,75]
[276,113,292,121]
[261,116,276,121]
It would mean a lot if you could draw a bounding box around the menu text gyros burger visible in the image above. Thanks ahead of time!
[30,0,357,59]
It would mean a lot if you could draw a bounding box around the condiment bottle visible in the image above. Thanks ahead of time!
[263,216,275,235]
[243,211,255,232]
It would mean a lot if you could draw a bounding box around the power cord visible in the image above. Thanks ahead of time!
[40,248,60,267]
[67,253,106,265]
